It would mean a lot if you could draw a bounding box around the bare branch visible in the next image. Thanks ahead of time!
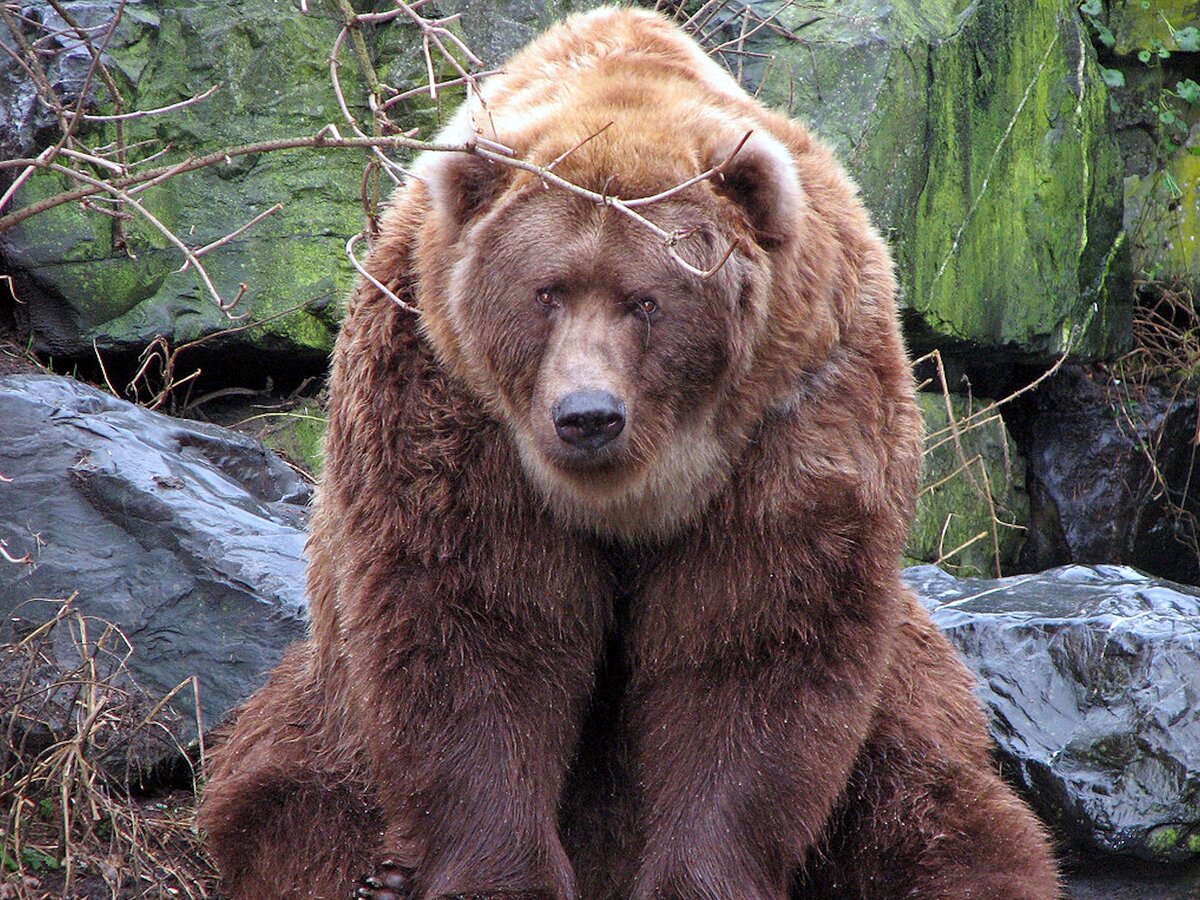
[0,133,460,233]
[69,83,221,123]
[347,232,419,313]
[0,539,33,565]
[0,146,53,215]
[545,122,614,173]
[623,129,752,207]
[183,202,285,267]
[381,69,502,109]
[470,143,740,279]
[43,161,239,313]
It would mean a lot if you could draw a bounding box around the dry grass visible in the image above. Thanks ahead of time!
[1104,278,1200,573]
[0,598,216,899]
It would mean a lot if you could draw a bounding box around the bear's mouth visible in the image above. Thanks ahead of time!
[542,440,627,475]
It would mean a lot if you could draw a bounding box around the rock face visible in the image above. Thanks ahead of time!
[1094,0,1200,293]
[727,0,1131,362]
[1014,364,1200,584]
[908,563,1200,863]
[0,0,604,367]
[0,374,310,749]
[3,0,1130,370]
[906,391,1029,577]
[1,1,357,362]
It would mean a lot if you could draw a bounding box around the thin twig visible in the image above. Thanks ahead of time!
[347,232,418,313]
[184,202,285,267]
[70,83,221,122]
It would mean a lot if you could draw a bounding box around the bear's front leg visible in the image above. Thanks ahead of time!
[626,502,899,900]
[339,555,606,899]
[340,551,607,900]
[329,518,611,900]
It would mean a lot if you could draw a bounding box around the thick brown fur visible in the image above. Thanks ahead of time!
[199,9,1060,899]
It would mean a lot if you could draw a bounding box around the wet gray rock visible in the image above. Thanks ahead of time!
[1016,365,1200,584]
[0,373,310,759]
[907,563,1200,864]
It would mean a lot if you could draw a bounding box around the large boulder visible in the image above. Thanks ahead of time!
[0,373,310,759]
[724,0,1131,362]
[908,563,1200,863]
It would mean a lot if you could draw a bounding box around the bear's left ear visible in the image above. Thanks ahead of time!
[420,150,508,229]
[708,130,803,248]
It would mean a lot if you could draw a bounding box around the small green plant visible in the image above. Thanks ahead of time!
[1079,4,1200,136]
[1156,77,1200,132]
[0,845,60,873]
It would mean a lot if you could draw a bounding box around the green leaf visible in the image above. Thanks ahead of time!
[1079,0,1101,14]
[1175,27,1200,52]
[1095,23,1116,47]
[1185,146,1200,156]
[1158,47,1171,58]
[1138,49,1153,63]
[20,848,59,872]
[1177,79,1200,105]
[1101,66,1126,88]
[1159,108,1177,125]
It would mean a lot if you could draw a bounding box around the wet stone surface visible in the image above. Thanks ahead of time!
[907,563,1200,865]
[0,373,310,765]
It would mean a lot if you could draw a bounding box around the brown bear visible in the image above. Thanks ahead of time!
[199,8,1060,899]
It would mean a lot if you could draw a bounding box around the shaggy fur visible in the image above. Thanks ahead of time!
[200,8,1060,899]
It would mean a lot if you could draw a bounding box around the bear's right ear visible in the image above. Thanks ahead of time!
[421,151,507,229]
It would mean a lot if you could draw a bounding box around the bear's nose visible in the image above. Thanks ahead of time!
[552,390,626,449]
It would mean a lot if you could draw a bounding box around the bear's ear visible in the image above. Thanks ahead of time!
[709,130,803,248]
[421,150,507,229]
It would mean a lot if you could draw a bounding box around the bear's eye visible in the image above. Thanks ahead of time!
[632,296,659,317]
[535,288,561,310]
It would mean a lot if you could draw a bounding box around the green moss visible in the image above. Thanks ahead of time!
[907,1,1129,359]
[255,400,327,476]
[1126,151,1200,285]
[3,0,379,359]
[755,1,965,239]
[907,392,1029,577]
[745,0,1130,361]
[1107,0,1200,55]
[1147,824,1182,853]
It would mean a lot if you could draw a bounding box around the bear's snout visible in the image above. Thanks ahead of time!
[551,389,626,450]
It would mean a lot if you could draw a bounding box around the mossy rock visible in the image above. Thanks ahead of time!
[1125,131,1200,287]
[907,392,1030,577]
[1103,0,1200,56]
[2,1,373,362]
[732,0,1131,362]
[0,0,602,367]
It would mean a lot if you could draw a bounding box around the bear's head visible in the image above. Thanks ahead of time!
[412,101,836,540]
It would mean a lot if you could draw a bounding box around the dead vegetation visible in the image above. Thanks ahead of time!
[0,598,214,899]
[1103,277,1200,575]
